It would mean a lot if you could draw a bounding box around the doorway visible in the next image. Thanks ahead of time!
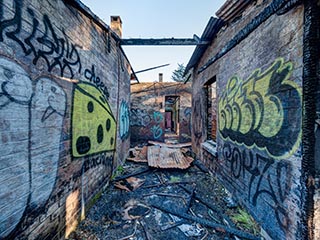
[164,96,180,135]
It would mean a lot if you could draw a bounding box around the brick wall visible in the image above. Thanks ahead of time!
[130,82,191,146]
[191,0,306,239]
[0,0,131,239]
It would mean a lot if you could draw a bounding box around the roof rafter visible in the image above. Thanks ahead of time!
[121,35,209,46]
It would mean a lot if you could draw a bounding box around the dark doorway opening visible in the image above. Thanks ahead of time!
[164,96,180,135]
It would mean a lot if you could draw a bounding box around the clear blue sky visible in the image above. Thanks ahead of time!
[81,0,226,82]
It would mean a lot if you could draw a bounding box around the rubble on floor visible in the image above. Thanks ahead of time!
[128,142,194,169]
[147,146,193,169]
[70,149,261,240]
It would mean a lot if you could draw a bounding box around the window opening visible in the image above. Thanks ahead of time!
[204,77,217,141]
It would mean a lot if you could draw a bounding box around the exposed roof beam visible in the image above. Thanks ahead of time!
[135,63,170,74]
[121,36,210,46]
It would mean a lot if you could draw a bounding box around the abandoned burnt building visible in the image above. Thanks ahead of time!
[0,0,319,239]
[130,79,192,147]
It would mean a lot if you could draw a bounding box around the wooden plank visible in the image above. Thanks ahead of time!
[127,157,148,163]
[148,141,192,149]
[127,146,148,163]
[151,204,260,240]
[147,146,161,168]
[147,146,193,169]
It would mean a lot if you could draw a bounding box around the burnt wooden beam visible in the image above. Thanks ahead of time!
[142,181,195,189]
[152,204,260,240]
[121,38,209,46]
[135,64,170,74]
[112,167,150,182]
[180,185,236,228]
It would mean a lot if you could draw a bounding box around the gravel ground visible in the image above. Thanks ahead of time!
[69,159,261,240]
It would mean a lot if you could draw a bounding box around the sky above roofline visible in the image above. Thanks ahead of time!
[80,0,226,82]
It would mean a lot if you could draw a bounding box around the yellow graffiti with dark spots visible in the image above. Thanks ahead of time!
[72,82,116,157]
[218,58,302,158]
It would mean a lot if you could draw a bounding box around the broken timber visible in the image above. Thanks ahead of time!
[142,181,195,189]
[135,64,170,74]
[112,167,150,182]
[148,141,191,148]
[152,204,260,240]
[147,146,193,169]
[180,185,236,228]
[121,38,209,46]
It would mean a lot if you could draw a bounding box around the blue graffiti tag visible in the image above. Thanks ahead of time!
[151,111,163,139]
[153,111,164,123]
[151,125,163,139]
[120,101,129,139]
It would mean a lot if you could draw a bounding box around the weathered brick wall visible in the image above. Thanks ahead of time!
[130,82,191,146]
[202,148,217,173]
[192,1,305,239]
[0,0,130,239]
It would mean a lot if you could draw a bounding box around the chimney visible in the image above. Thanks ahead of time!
[159,73,163,82]
[110,16,122,38]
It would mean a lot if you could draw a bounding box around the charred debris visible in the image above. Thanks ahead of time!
[70,142,261,240]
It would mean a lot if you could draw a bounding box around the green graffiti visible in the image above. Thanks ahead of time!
[218,58,302,158]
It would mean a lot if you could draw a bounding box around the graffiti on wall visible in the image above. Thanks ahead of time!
[151,111,163,139]
[84,65,110,99]
[0,1,119,238]
[0,0,111,94]
[130,108,151,127]
[182,107,192,136]
[120,100,129,139]
[81,154,114,174]
[217,58,302,235]
[0,0,82,79]
[130,108,164,142]
[222,143,292,229]
[0,58,66,238]
[72,82,116,157]
[30,78,66,209]
[184,107,191,120]
[218,58,301,158]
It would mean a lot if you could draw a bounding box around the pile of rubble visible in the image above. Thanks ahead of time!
[127,141,194,169]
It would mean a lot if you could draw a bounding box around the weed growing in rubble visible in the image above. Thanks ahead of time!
[111,165,125,180]
[230,208,260,235]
